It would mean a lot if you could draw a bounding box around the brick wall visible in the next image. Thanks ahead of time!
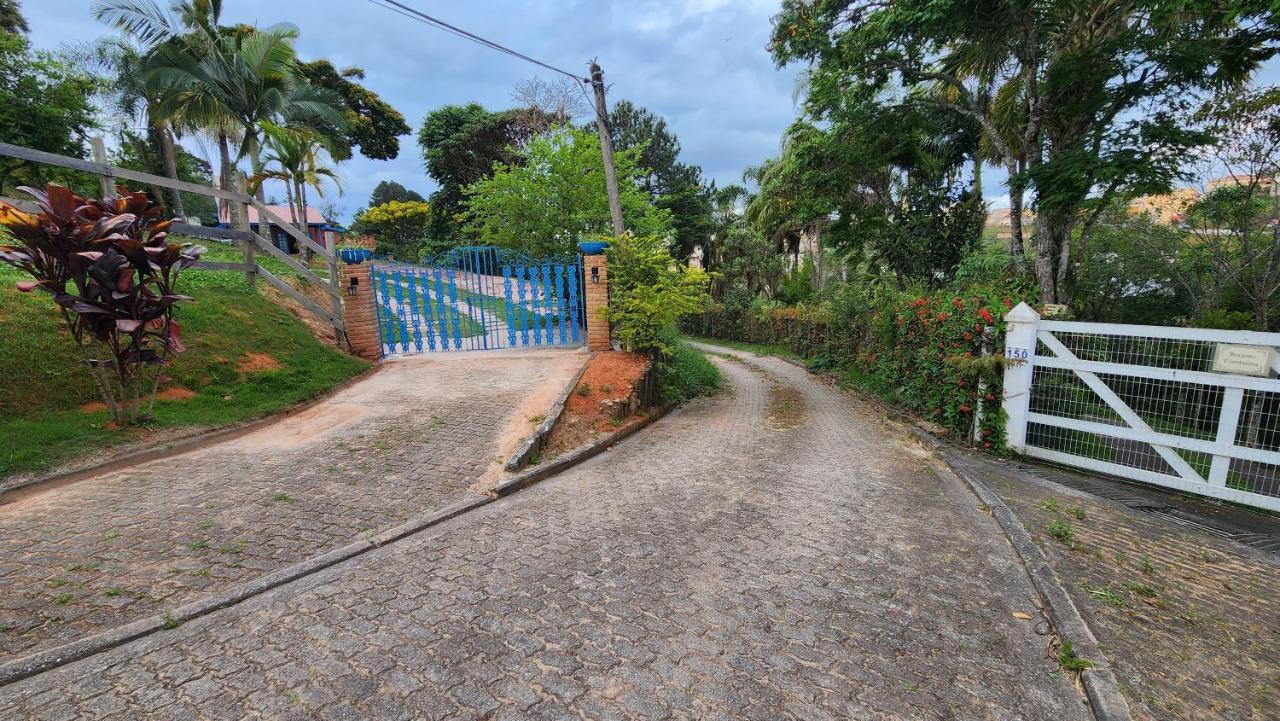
[583,253,611,352]
[342,263,381,360]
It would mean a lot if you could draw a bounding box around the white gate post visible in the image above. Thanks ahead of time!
[1002,302,1041,453]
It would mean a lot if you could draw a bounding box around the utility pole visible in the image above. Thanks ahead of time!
[589,61,625,237]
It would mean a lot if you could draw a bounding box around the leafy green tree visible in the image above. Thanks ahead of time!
[0,0,27,35]
[73,36,192,216]
[98,0,347,205]
[297,60,409,161]
[0,34,98,194]
[605,101,712,261]
[368,180,424,207]
[351,200,431,260]
[417,103,543,245]
[604,233,711,356]
[462,128,672,257]
[770,0,1280,304]
[251,123,342,258]
[1071,208,1187,325]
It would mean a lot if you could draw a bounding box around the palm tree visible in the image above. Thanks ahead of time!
[74,36,188,217]
[94,0,345,213]
[251,123,343,259]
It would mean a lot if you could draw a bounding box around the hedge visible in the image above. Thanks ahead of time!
[683,284,1024,447]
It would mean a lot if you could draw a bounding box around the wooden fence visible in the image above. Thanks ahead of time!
[0,138,346,341]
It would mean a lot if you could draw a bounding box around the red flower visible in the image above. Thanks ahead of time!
[978,308,995,324]
[962,331,972,341]
[983,441,991,448]
[936,311,949,321]
[960,404,971,413]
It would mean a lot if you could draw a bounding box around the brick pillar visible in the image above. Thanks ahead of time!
[342,263,381,360]
[583,253,611,351]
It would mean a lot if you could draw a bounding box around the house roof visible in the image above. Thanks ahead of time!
[219,204,327,226]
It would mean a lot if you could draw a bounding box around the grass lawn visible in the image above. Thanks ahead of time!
[682,334,805,363]
[0,263,368,480]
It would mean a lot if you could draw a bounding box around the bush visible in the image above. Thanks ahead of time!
[682,281,1021,444]
[604,233,710,356]
[657,338,722,404]
[0,185,204,426]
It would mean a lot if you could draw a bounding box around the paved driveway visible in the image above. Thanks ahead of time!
[0,350,586,663]
[0,348,1092,720]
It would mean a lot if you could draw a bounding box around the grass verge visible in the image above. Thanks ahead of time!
[682,334,804,363]
[0,264,368,479]
[658,340,723,404]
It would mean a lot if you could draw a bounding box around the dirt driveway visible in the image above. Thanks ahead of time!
[0,349,585,663]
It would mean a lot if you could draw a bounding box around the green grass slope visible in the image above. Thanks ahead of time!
[0,261,368,479]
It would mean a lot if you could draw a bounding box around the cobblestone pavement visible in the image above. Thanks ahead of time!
[947,450,1280,721]
[0,347,1094,720]
[0,351,585,662]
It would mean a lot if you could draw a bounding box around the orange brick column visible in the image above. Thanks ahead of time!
[342,263,381,360]
[583,252,611,351]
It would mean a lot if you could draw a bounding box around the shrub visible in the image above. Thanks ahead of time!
[604,233,710,356]
[657,337,722,404]
[682,281,1021,443]
[0,184,204,425]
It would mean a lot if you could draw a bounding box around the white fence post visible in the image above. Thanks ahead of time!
[1002,302,1040,453]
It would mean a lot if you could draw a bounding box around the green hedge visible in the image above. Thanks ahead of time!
[683,285,1023,447]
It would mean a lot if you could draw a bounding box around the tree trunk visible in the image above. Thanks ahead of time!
[298,180,313,264]
[217,131,235,227]
[159,124,186,219]
[248,138,266,203]
[1033,212,1075,305]
[1006,162,1026,268]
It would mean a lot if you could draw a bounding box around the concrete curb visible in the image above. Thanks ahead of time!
[0,492,489,688]
[913,428,1133,721]
[0,398,680,687]
[0,363,383,505]
[495,402,676,497]
[504,353,594,472]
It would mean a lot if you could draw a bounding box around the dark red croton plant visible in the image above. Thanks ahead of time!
[0,184,205,425]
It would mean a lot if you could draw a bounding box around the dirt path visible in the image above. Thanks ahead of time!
[0,350,585,663]
[0,346,1093,720]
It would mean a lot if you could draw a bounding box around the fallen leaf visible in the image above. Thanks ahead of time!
[1012,611,1033,620]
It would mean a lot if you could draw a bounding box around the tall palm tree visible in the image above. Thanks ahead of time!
[94,0,345,211]
[251,123,343,259]
[74,36,188,217]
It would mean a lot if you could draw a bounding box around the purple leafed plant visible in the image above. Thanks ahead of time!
[0,184,205,426]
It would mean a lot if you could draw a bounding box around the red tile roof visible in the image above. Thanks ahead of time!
[219,204,326,226]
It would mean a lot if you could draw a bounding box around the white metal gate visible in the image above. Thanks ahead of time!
[1002,303,1280,512]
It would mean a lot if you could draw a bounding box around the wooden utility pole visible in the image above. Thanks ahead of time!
[589,61,625,236]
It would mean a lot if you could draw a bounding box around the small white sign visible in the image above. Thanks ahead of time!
[1211,344,1275,377]
[1042,303,1069,318]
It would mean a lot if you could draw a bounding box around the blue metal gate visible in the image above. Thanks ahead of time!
[371,247,584,355]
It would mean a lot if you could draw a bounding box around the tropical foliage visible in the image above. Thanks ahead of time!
[0,185,204,426]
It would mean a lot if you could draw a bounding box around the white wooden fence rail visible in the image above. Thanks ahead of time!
[1002,303,1280,512]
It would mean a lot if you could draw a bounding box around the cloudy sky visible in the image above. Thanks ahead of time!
[26,0,804,223]
[22,1,1280,223]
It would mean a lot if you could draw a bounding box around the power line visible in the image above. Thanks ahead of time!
[364,0,590,83]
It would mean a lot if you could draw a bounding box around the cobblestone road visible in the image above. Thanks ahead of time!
[0,351,584,662]
[0,349,1093,720]
[951,450,1280,721]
